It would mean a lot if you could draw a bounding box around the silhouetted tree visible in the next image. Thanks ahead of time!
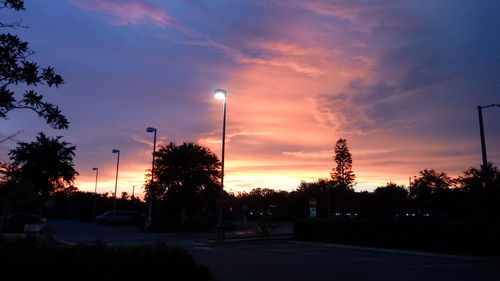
[152,142,220,223]
[233,188,291,218]
[1,0,68,129]
[454,163,500,218]
[409,169,453,215]
[0,162,34,233]
[457,163,500,191]
[121,191,129,200]
[294,179,357,218]
[295,180,329,217]
[0,161,21,184]
[373,182,409,217]
[8,132,78,197]
[410,169,452,197]
[331,138,355,188]
[1,0,24,16]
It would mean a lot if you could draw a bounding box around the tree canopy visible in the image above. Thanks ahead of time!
[7,132,78,197]
[1,0,24,11]
[455,163,500,190]
[331,138,355,187]
[151,142,221,222]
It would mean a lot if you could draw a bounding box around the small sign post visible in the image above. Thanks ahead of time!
[309,198,317,218]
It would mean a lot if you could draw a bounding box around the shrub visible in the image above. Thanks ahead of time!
[294,219,500,256]
[0,240,214,281]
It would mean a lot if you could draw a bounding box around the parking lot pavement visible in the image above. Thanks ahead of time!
[46,219,208,246]
[46,219,293,245]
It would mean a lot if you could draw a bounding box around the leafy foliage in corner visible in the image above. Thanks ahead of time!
[0,0,68,129]
[1,0,24,11]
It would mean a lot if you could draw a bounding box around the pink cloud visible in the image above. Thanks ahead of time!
[68,0,177,28]
[275,0,409,28]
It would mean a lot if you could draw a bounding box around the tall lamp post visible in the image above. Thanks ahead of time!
[214,89,227,242]
[92,167,99,219]
[112,149,120,214]
[477,104,500,169]
[146,127,157,230]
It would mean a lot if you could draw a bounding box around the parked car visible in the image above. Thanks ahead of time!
[96,210,146,225]
[1,213,47,233]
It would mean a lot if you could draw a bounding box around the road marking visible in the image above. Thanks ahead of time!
[345,258,383,262]
[288,241,487,262]
[410,263,486,268]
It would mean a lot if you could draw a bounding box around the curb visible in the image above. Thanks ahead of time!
[51,234,79,246]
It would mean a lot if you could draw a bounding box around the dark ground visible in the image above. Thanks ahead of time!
[188,240,500,281]
[42,220,500,281]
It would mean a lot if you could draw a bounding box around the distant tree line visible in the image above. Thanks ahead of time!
[3,132,499,231]
[225,164,500,221]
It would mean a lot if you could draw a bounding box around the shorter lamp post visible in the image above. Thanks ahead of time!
[112,149,120,214]
[145,127,157,230]
[92,167,99,219]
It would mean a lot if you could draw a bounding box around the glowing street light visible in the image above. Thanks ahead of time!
[214,89,227,100]
[214,88,227,242]
[145,127,157,230]
[112,149,120,214]
[92,167,99,219]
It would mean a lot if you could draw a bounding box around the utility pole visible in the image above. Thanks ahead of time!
[477,104,500,187]
[477,104,500,167]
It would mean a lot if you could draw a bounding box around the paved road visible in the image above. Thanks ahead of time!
[46,220,500,281]
[189,241,500,281]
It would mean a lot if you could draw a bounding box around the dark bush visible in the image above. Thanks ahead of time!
[0,240,214,281]
[294,219,500,256]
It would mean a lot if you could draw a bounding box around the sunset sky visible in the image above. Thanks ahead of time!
[1,0,499,198]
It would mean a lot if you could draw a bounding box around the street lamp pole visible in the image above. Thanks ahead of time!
[214,89,227,242]
[146,127,157,230]
[112,149,120,214]
[477,104,500,169]
[92,167,99,219]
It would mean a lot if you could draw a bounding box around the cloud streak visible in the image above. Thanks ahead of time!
[67,0,178,28]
